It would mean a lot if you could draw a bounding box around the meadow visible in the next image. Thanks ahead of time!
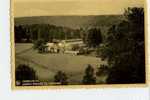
[15,43,107,84]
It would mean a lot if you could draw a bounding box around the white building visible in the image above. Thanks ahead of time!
[60,39,84,50]
[46,39,85,54]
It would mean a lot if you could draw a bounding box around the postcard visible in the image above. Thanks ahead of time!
[11,0,148,89]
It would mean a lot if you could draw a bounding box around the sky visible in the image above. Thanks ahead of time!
[13,0,144,17]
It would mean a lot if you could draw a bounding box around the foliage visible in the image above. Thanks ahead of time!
[15,25,31,43]
[15,24,82,43]
[86,28,102,47]
[99,7,145,84]
[33,39,47,53]
[54,71,68,85]
[15,64,37,85]
[96,65,109,76]
[82,64,96,84]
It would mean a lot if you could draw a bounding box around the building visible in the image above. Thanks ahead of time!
[60,39,84,50]
[46,39,85,54]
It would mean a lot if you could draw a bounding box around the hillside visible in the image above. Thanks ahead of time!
[15,15,124,29]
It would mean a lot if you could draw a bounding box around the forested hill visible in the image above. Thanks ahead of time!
[15,15,124,29]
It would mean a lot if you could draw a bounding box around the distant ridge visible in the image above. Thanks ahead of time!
[15,15,124,29]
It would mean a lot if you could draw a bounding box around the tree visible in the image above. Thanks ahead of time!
[33,39,47,53]
[54,71,68,85]
[99,7,145,84]
[96,64,109,76]
[15,64,37,86]
[87,28,102,47]
[82,64,96,84]
[15,25,28,43]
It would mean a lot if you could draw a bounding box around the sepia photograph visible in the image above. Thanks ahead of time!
[11,0,147,87]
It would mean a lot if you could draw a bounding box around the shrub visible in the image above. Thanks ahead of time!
[15,64,37,86]
[54,71,68,85]
[33,39,47,53]
[96,64,109,76]
[82,64,96,84]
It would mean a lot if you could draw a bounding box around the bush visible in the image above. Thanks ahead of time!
[33,39,47,53]
[15,64,37,86]
[82,64,96,84]
[54,71,68,85]
[96,65,109,76]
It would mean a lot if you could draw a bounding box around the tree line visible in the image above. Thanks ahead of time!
[15,24,103,48]
[15,24,82,43]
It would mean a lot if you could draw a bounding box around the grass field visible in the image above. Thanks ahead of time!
[15,43,107,84]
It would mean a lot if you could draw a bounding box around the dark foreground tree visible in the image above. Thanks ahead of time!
[96,64,109,76]
[54,71,68,85]
[82,64,96,84]
[15,64,37,86]
[100,7,145,84]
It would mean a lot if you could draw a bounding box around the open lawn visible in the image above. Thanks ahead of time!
[15,43,107,84]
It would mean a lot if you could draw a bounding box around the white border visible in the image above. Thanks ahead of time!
[0,0,149,99]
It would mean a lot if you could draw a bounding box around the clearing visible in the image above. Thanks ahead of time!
[15,43,107,84]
